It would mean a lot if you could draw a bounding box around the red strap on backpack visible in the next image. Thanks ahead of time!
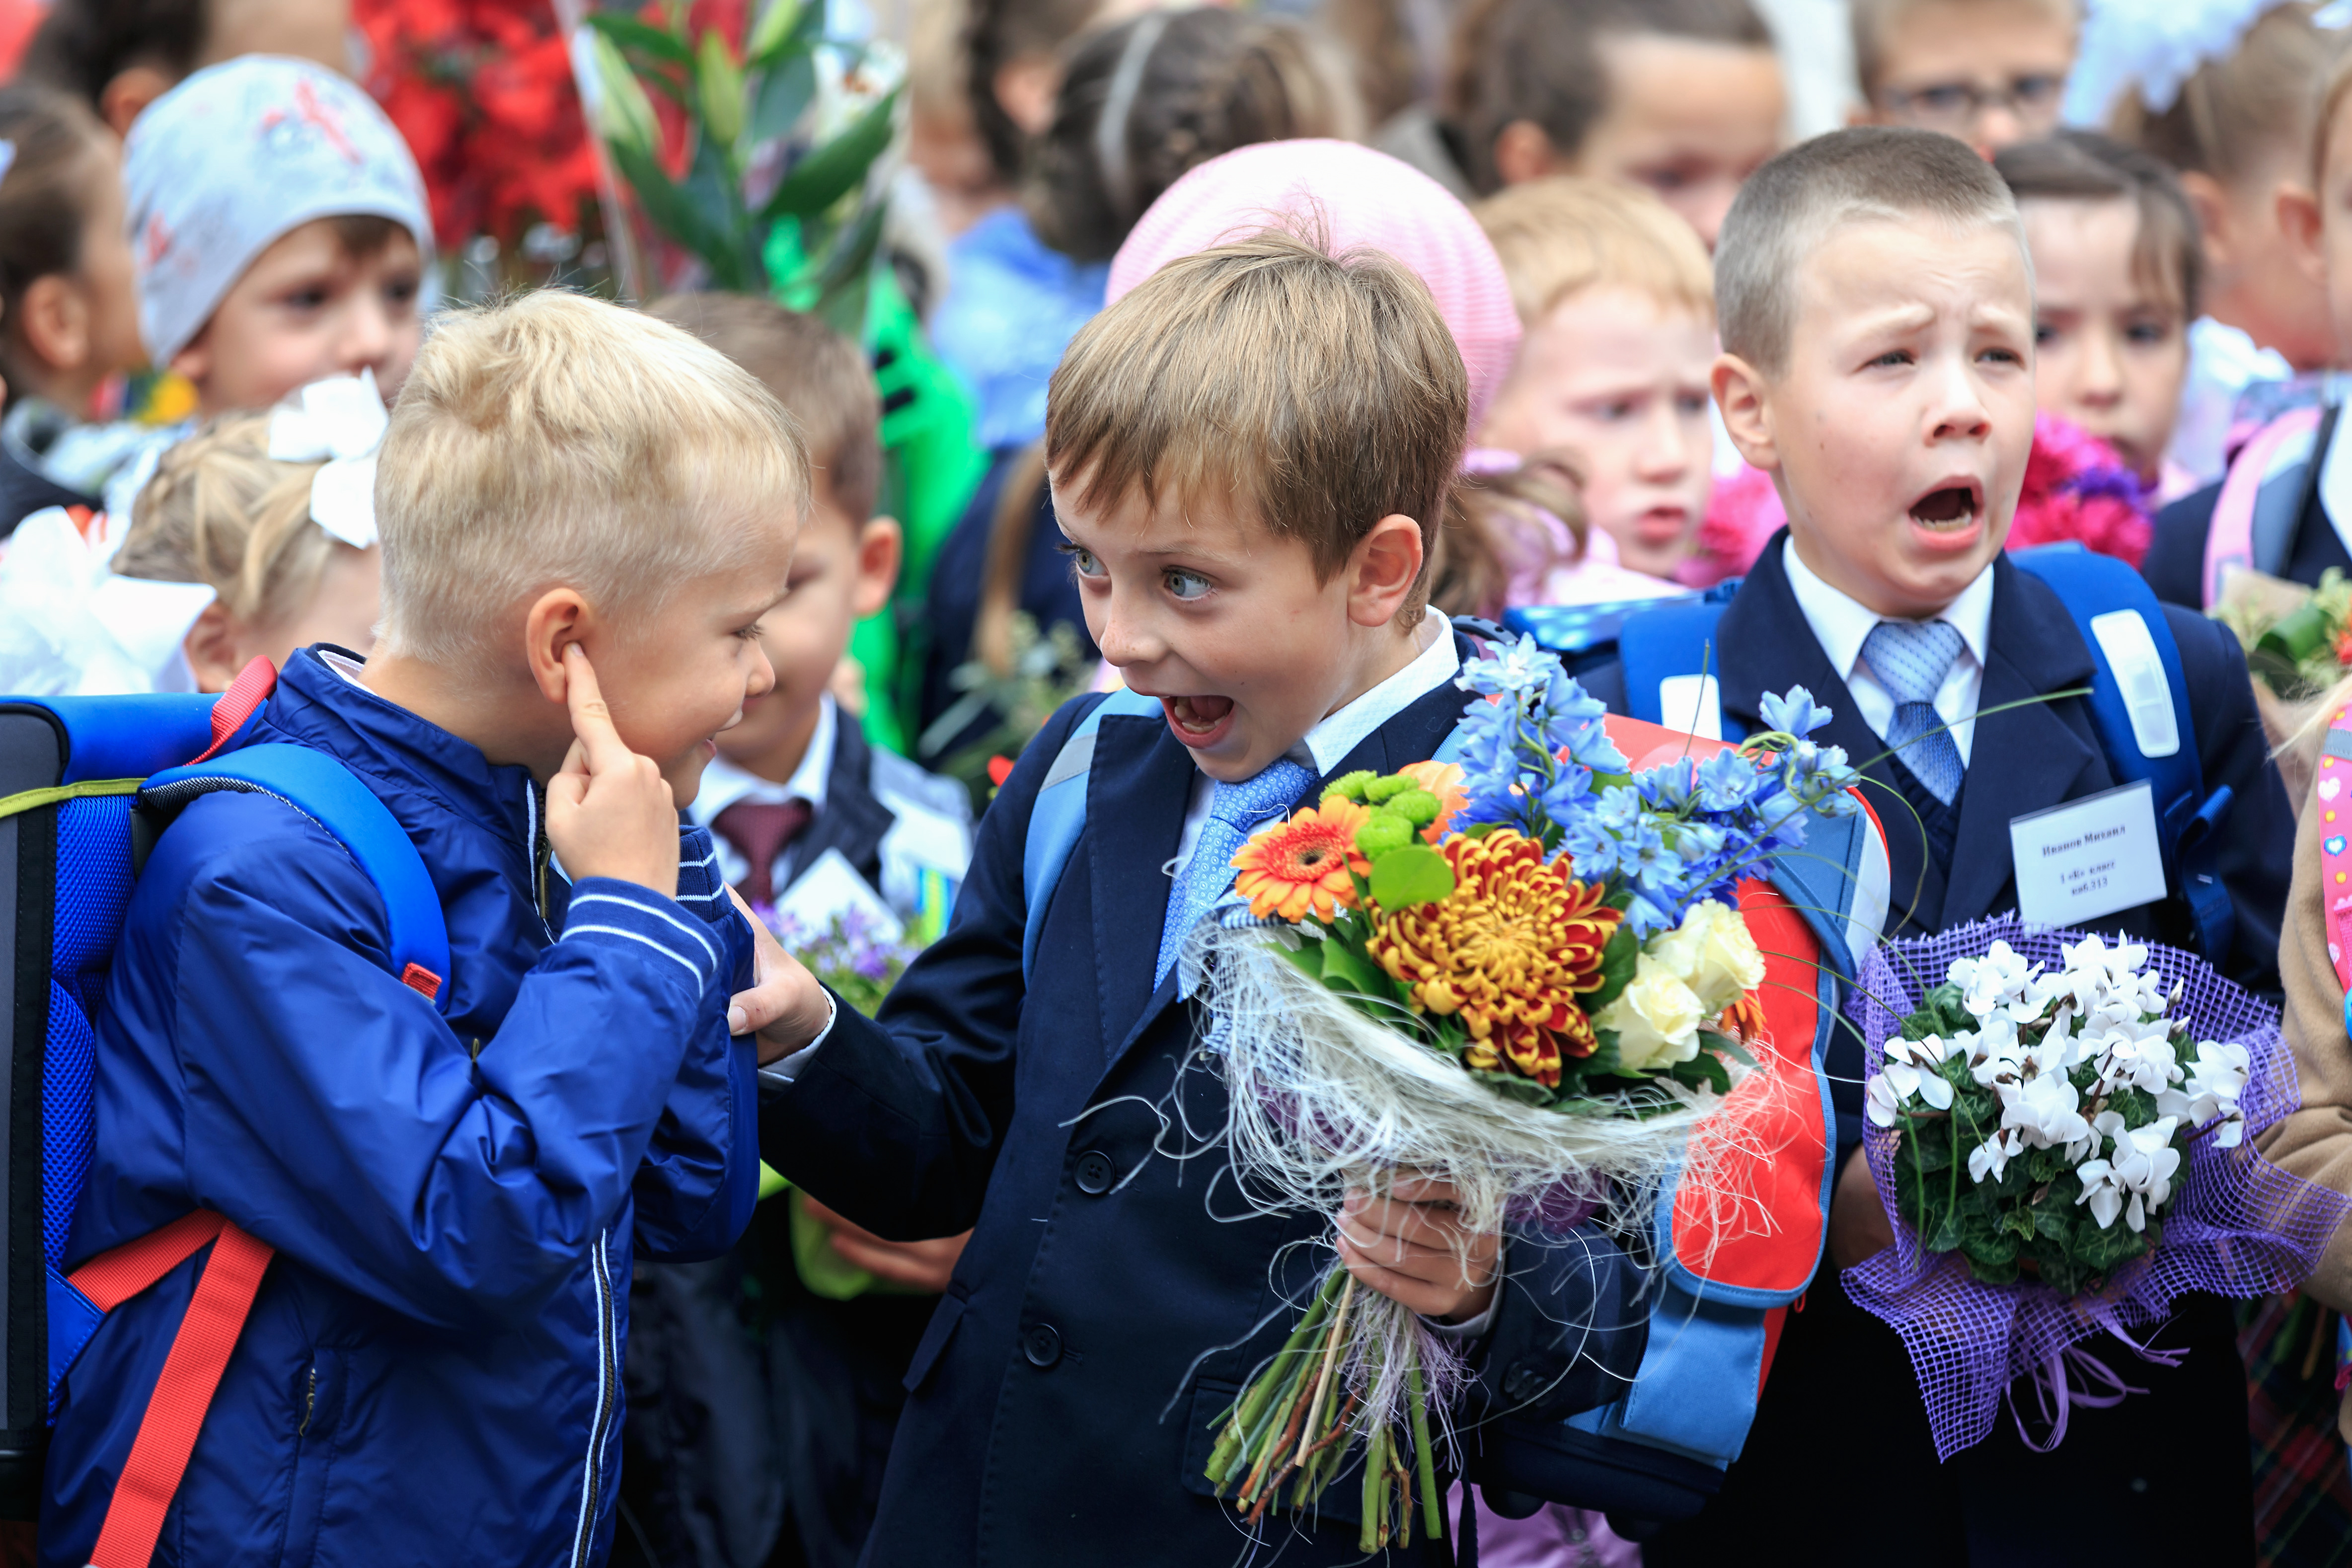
[190,656,279,765]
[67,1212,276,1568]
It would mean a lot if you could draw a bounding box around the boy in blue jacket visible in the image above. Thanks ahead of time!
[1578,129,2291,1564]
[41,292,801,1567]
[738,228,1650,1565]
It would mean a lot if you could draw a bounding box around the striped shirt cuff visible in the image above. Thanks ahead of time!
[562,878,723,988]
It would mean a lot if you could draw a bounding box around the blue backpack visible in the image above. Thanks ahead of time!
[1014,665,1886,1532]
[0,665,445,1560]
[1531,543,2240,965]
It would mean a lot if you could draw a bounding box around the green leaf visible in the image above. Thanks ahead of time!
[1368,845,1455,911]
[678,134,751,288]
[1669,1049,1732,1095]
[586,11,695,68]
[761,84,901,221]
[1279,940,1325,981]
[749,50,817,144]
[606,136,731,267]
[1315,938,1382,997]
[746,0,802,62]
[1587,921,1641,1012]
[697,31,747,148]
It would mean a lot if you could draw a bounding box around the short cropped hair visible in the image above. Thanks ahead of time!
[1045,225,1466,620]
[1443,0,1772,195]
[1716,126,2024,379]
[376,291,809,667]
[1474,175,1715,325]
[647,292,881,523]
[1849,0,2078,102]
[1994,130,2200,319]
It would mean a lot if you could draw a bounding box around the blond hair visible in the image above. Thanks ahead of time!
[1850,0,2078,102]
[1474,176,1714,326]
[376,291,809,667]
[1716,126,2024,379]
[1045,224,1466,621]
[2111,2,2346,183]
[113,414,351,626]
[647,292,882,523]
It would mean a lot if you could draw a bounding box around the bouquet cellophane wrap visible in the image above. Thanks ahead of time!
[1842,916,2348,1459]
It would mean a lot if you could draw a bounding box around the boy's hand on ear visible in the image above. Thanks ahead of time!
[1337,1175,1501,1323]
[545,645,680,897]
[723,886,838,1063]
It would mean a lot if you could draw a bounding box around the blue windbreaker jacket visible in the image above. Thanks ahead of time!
[38,648,759,1568]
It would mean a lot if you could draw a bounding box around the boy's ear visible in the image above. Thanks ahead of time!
[167,328,212,394]
[1349,514,1426,629]
[1711,352,1778,472]
[180,602,246,695]
[1491,121,1560,187]
[2279,183,2327,288]
[17,275,89,375]
[851,516,903,619]
[522,588,592,704]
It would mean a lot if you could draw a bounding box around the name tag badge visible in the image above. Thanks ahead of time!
[2007,781,2169,927]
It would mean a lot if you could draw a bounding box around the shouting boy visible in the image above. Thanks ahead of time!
[1603,127,2290,1564]
[43,293,794,1566]
[743,229,1647,1564]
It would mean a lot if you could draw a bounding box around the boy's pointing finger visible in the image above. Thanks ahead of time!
[561,644,631,770]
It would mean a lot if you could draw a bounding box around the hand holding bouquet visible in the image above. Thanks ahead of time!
[1194,637,1865,1546]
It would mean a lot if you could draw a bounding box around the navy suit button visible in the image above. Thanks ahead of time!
[1074,1151,1115,1195]
[1502,1362,1544,1403]
[1024,1324,1063,1369]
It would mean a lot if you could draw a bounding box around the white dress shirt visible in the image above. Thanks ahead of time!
[690,695,836,888]
[1780,538,1994,767]
[1169,616,1462,880]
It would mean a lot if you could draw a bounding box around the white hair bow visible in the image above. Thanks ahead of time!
[268,370,388,549]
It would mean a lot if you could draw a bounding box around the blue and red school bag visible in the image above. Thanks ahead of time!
[0,659,446,1567]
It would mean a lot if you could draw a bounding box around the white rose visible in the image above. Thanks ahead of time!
[1596,955,1706,1072]
[1650,901,1765,1017]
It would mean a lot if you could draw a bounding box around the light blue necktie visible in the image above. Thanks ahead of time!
[1863,618,1967,805]
[1155,760,1312,987]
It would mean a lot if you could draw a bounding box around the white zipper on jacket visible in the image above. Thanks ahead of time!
[569,1229,618,1568]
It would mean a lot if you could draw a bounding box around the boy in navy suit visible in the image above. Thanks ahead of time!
[734,228,1649,1564]
[1596,129,2292,1564]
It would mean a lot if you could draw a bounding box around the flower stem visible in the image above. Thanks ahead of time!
[1359,1417,1390,1555]
[1208,1268,1344,1487]
[1407,1338,1443,1541]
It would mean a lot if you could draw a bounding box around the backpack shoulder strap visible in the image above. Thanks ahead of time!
[2205,405,2324,607]
[2010,544,2235,961]
[2318,707,2352,993]
[1618,593,1735,739]
[142,742,452,1011]
[1021,688,1158,984]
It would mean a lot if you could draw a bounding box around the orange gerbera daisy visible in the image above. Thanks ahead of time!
[1366,830,1619,1087]
[1396,759,1468,841]
[1231,798,1371,922]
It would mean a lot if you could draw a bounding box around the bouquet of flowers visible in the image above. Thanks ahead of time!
[1192,637,1864,1547]
[755,904,919,1017]
[1847,919,2348,1458]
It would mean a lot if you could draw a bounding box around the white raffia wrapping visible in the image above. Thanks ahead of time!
[1187,922,1786,1440]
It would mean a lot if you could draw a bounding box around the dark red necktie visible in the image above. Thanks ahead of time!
[710,799,812,905]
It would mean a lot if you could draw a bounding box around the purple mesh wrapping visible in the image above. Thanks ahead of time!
[1841,916,2351,1460]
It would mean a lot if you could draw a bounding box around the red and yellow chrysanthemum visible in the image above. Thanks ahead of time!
[1365,830,1620,1088]
[1231,798,1372,922]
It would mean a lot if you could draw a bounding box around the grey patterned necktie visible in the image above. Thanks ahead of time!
[1863,618,1966,805]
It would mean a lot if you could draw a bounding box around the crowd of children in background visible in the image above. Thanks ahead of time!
[9,0,2352,1562]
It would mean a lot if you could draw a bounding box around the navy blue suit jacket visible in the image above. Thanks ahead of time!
[1587,539,2285,1566]
[759,657,1647,1567]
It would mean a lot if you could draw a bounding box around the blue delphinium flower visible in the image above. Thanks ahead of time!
[1635,761,1695,811]
[1563,816,1620,876]
[1593,784,1643,834]
[1694,750,1761,812]
[1758,685,1834,738]
[1457,633,1556,699]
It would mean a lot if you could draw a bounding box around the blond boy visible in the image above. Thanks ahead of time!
[1850,0,2078,152]
[1614,126,2286,1564]
[1476,175,1718,580]
[746,228,1647,1565]
[46,292,804,1566]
